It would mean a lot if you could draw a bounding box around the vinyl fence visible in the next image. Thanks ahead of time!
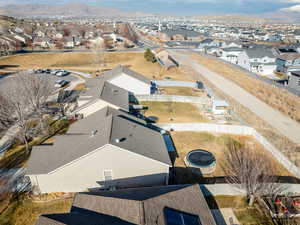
[135,94,210,104]
[159,123,300,178]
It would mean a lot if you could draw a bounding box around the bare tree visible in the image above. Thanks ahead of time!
[0,72,54,151]
[222,143,283,206]
[17,72,54,123]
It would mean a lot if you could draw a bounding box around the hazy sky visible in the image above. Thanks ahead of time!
[1,0,300,15]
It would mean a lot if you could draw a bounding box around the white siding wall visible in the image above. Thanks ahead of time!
[108,73,151,95]
[288,74,300,91]
[29,144,169,193]
[237,52,250,70]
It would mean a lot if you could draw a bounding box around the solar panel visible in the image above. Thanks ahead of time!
[164,208,201,225]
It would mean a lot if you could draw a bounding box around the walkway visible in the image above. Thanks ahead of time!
[170,50,300,146]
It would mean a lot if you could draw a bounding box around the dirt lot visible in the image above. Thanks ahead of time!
[171,131,292,182]
[0,52,193,81]
[159,86,205,97]
[192,53,300,123]
[140,101,208,123]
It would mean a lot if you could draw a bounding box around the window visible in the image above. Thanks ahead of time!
[164,208,201,225]
[103,170,113,181]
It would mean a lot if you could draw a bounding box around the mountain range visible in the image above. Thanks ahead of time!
[0,2,149,18]
[0,2,300,22]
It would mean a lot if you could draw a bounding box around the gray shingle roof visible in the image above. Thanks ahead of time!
[101,65,151,85]
[26,107,171,175]
[245,47,276,59]
[100,81,130,111]
[36,184,217,225]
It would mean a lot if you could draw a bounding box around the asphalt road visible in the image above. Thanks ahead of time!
[0,71,78,92]
[170,49,300,146]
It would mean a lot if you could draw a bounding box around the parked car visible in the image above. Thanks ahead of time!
[56,70,70,77]
[45,69,52,74]
[54,80,70,88]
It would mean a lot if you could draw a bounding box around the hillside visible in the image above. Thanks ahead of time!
[0,2,147,18]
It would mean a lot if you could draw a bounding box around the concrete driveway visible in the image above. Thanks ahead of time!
[170,50,300,146]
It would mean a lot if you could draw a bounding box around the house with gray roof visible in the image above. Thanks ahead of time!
[35,184,216,225]
[276,53,300,74]
[219,47,244,64]
[238,47,277,75]
[100,65,152,95]
[77,79,134,117]
[26,106,172,194]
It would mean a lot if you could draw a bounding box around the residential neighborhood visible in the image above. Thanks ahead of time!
[1,1,300,225]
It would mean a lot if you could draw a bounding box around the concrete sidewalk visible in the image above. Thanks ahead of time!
[170,50,300,147]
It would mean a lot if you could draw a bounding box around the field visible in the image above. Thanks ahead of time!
[192,53,300,123]
[171,131,292,183]
[140,101,208,123]
[159,86,205,97]
[0,52,193,81]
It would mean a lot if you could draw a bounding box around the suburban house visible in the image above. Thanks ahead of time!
[219,47,244,64]
[288,71,300,92]
[238,48,277,75]
[26,106,172,194]
[220,40,242,49]
[100,65,152,95]
[77,79,135,117]
[275,53,300,74]
[197,38,221,52]
[35,184,217,225]
[152,48,179,69]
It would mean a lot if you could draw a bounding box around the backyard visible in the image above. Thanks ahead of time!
[159,86,206,97]
[171,131,293,183]
[0,194,73,225]
[140,101,208,123]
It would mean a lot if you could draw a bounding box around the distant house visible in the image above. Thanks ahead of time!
[220,40,242,49]
[163,28,202,41]
[26,106,172,194]
[152,48,179,69]
[238,47,277,75]
[64,36,75,49]
[219,47,244,64]
[101,65,152,95]
[197,38,220,52]
[288,71,300,92]
[275,53,300,74]
[35,184,217,225]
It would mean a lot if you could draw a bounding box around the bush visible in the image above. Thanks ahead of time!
[144,49,156,63]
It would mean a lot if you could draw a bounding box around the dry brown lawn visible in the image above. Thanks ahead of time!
[171,131,292,179]
[0,52,192,81]
[140,101,208,123]
[192,54,300,123]
[159,86,205,97]
[0,195,73,225]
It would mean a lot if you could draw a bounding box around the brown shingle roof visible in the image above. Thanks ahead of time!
[36,184,216,225]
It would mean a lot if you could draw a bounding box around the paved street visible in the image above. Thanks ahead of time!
[170,50,300,146]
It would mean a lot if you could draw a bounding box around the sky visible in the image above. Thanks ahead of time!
[1,0,300,15]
